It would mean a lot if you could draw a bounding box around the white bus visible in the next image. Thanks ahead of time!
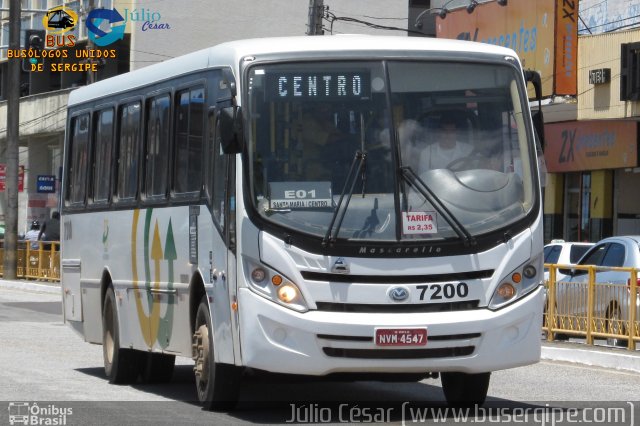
[61,35,545,409]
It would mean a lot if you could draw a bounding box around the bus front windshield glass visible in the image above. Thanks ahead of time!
[246,60,536,243]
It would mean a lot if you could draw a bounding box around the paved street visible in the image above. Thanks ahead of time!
[1,287,640,425]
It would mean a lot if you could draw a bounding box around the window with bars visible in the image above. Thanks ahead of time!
[620,42,640,101]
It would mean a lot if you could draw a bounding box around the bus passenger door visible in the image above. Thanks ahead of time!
[206,106,238,365]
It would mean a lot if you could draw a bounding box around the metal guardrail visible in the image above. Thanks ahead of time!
[544,263,639,350]
[0,241,60,281]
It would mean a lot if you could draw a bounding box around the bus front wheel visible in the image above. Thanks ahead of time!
[102,287,141,384]
[441,372,490,406]
[193,296,241,411]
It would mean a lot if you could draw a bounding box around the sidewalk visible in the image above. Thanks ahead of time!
[0,277,61,295]
[541,340,640,374]
[2,278,640,374]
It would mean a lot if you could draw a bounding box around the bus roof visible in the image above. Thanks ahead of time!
[67,35,519,107]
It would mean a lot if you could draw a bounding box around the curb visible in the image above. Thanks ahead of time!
[541,344,640,374]
[0,279,60,295]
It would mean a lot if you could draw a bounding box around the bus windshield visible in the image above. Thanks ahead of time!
[246,60,536,243]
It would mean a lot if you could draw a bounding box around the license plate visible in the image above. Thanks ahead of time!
[375,328,427,346]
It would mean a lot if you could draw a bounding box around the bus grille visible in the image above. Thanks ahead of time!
[315,300,480,313]
[302,270,493,283]
[322,346,475,359]
[316,332,481,343]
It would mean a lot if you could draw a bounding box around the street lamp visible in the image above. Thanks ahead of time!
[415,0,508,28]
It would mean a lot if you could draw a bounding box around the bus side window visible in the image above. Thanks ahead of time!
[92,108,114,203]
[116,101,142,201]
[144,94,171,199]
[174,86,204,195]
[66,113,90,206]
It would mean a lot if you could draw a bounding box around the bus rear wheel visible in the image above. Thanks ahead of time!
[103,287,141,384]
[441,372,490,406]
[193,296,241,411]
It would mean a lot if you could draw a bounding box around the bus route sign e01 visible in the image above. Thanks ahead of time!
[36,175,56,193]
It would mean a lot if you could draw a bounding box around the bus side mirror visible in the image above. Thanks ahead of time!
[532,109,545,148]
[219,106,243,154]
[524,69,545,148]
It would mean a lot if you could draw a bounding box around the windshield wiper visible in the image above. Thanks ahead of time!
[322,150,367,246]
[400,166,476,247]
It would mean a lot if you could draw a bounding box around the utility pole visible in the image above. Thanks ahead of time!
[306,0,324,35]
[4,0,21,279]
[86,0,97,84]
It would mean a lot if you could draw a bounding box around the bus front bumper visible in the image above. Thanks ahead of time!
[237,286,543,375]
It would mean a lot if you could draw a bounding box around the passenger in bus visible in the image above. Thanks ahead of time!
[292,103,350,182]
[397,119,426,172]
[419,114,472,171]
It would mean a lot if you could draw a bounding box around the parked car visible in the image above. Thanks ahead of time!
[554,236,640,346]
[543,240,594,282]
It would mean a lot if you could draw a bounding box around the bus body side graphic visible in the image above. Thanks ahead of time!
[130,208,177,349]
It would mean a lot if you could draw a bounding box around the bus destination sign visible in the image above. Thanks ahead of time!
[265,71,370,101]
[269,181,332,209]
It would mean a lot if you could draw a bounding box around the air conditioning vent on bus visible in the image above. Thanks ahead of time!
[315,300,480,313]
[301,270,493,284]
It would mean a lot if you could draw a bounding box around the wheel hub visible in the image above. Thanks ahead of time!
[192,324,210,383]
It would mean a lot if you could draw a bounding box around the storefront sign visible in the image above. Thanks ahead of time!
[554,0,578,95]
[36,175,56,193]
[435,0,559,97]
[544,121,637,172]
[588,68,611,85]
[0,164,25,192]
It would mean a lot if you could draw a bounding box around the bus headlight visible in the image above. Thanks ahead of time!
[489,257,542,310]
[243,257,308,312]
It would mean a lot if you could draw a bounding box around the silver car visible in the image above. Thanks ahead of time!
[544,240,594,282]
[552,236,640,346]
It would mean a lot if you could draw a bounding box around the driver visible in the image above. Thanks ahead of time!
[419,113,472,170]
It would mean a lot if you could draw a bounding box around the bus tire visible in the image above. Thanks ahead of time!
[142,353,176,384]
[441,372,490,406]
[193,295,241,411]
[102,287,141,384]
